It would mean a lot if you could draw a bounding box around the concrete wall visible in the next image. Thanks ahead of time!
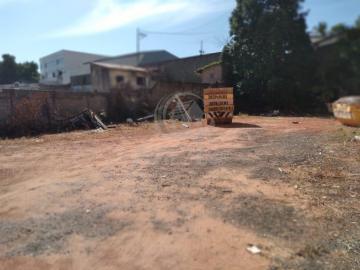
[0,89,108,127]
[107,81,206,121]
[0,91,11,122]
[0,81,207,134]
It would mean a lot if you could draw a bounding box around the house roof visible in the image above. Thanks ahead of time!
[90,62,148,73]
[93,50,178,67]
[196,61,222,74]
[40,49,108,61]
[142,52,221,67]
[311,34,343,49]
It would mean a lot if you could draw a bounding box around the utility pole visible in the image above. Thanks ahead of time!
[136,28,147,65]
[136,28,140,65]
[199,40,205,55]
[136,28,140,53]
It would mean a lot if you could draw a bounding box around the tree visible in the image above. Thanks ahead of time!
[0,54,17,84]
[316,25,360,101]
[315,22,328,37]
[355,16,360,29]
[222,0,317,113]
[330,23,348,35]
[0,54,39,84]
[17,62,39,83]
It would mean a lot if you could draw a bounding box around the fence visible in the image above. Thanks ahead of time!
[0,81,206,136]
[0,89,108,136]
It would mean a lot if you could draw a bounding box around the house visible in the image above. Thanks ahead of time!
[196,61,223,85]
[90,62,152,93]
[143,52,222,83]
[40,48,222,92]
[40,50,177,89]
[40,50,107,85]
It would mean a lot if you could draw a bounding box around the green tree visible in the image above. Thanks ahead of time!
[222,0,317,113]
[315,22,328,37]
[330,23,348,35]
[0,54,17,84]
[0,54,39,84]
[355,16,360,29]
[316,26,360,101]
[17,62,39,83]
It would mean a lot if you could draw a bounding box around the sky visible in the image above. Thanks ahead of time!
[0,0,359,64]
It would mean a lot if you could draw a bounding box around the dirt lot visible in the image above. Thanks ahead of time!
[0,116,359,270]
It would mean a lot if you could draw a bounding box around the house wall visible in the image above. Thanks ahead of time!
[40,51,66,84]
[149,53,221,83]
[91,66,150,93]
[108,70,149,90]
[91,66,110,93]
[40,50,105,85]
[200,65,223,84]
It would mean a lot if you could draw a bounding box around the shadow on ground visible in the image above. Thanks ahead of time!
[216,123,262,129]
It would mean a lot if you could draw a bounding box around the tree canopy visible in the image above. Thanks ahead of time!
[0,54,39,84]
[315,22,328,37]
[222,0,317,113]
[316,22,360,101]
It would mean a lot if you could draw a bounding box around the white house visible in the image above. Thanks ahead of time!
[39,50,106,85]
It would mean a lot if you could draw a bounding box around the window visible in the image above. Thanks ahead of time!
[116,75,124,83]
[52,72,56,78]
[137,76,146,86]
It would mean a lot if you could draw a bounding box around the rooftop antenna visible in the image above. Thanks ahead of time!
[199,40,205,55]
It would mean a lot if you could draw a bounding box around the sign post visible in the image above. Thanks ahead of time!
[204,88,234,125]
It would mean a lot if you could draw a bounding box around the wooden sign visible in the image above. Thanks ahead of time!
[204,88,234,125]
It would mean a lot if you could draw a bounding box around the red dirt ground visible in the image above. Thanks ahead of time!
[0,116,358,270]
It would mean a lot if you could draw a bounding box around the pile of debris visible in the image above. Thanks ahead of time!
[1,108,107,138]
[54,109,107,131]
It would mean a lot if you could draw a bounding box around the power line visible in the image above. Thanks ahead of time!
[178,12,230,33]
[136,15,229,55]
[142,30,214,36]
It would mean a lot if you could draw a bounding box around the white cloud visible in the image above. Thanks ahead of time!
[49,0,229,38]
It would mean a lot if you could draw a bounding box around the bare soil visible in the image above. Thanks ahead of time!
[0,116,359,270]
